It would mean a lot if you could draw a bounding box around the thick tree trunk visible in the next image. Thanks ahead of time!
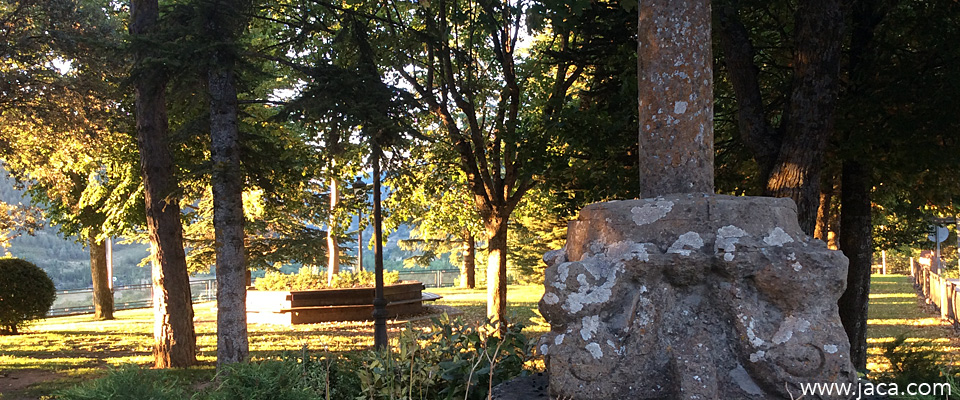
[838,160,872,370]
[763,0,844,235]
[717,0,843,235]
[462,230,476,289]
[130,0,197,369]
[209,55,249,367]
[636,0,713,196]
[89,234,113,320]
[485,219,508,323]
[716,5,779,179]
[327,177,340,283]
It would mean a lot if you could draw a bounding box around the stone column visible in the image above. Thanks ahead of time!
[637,0,713,196]
[519,0,858,398]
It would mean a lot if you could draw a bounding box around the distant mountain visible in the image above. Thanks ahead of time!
[0,171,152,290]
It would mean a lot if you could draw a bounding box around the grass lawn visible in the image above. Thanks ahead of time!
[1,276,956,397]
[866,274,960,373]
[0,285,545,397]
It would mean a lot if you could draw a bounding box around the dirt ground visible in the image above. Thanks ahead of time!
[0,369,63,399]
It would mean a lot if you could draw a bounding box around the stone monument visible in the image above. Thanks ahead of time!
[535,0,858,398]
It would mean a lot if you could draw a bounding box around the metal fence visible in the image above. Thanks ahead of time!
[398,269,461,288]
[48,279,217,317]
[47,270,460,317]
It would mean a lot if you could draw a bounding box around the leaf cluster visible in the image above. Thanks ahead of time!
[357,314,533,400]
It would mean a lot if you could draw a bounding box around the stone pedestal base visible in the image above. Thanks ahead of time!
[539,194,856,399]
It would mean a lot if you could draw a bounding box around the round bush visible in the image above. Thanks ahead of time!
[0,257,56,334]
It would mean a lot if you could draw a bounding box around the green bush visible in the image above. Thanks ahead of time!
[55,366,189,400]
[205,359,317,400]
[56,317,533,400]
[357,314,534,400]
[253,267,400,291]
[0,257,56,335]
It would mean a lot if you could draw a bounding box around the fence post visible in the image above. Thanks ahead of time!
[954,283,960,328]
[947,282,956,321]
[882,250,887,275]
[941,276,949,319]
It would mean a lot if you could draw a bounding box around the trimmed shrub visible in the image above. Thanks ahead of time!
[0,257,56,334]
[253,267,400,291]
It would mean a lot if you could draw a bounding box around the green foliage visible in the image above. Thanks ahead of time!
[0,257,56,335]
[253,268,400,291]
[357,315,533,400]
[206,359,318,400]
[216,351,364,400]
[55,365,190,400]
[878,335,960,399]
[52,317,532,400]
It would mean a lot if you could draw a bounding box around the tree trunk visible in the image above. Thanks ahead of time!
[814,178,836,242]
[130,0,197,368]
[89,234,113,320]
[716,5,779,178]
[327,177,340,283]
[717,0,843,235]
[209,41,249,367]
[636,0,713,197]
[763,0,844,235]
[838,160,872,370]
[462,230,476,289]
[486,218,508,323]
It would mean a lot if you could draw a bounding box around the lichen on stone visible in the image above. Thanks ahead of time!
[630,200,674,226]
[763,227,794,247]
[667,231,704,256]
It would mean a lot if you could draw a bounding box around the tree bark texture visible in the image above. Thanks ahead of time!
[89,234,113,320]
[130,0,197,369]
[838,160,872,370]
[716,0,844,235]
[486,219,508,323]
[462,230,476,289]
[208,0,249,369]
[637,0,714,197]
[763,0,844,235]
[327,177,340,283]
[715,5,779,179]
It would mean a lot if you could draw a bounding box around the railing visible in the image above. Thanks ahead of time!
[398,269,461,288]
[48,279,217,317]
[47,269,461,317]
[913,265,960,328]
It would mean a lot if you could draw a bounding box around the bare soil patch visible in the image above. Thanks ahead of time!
[0,369,63,399]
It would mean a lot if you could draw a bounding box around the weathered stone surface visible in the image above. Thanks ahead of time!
[490,373,549,400]
[539,194,857,399]
[637,0,714,196]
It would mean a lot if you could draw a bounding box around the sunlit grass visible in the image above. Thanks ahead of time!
[0,284,547,396]
[866,274,960,374]
[9,277,956,393]
[431,284,547,337]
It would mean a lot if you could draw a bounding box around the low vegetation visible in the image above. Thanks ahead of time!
[0,257,56,335]
[252,268,401,291]
[3,276,959,398]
